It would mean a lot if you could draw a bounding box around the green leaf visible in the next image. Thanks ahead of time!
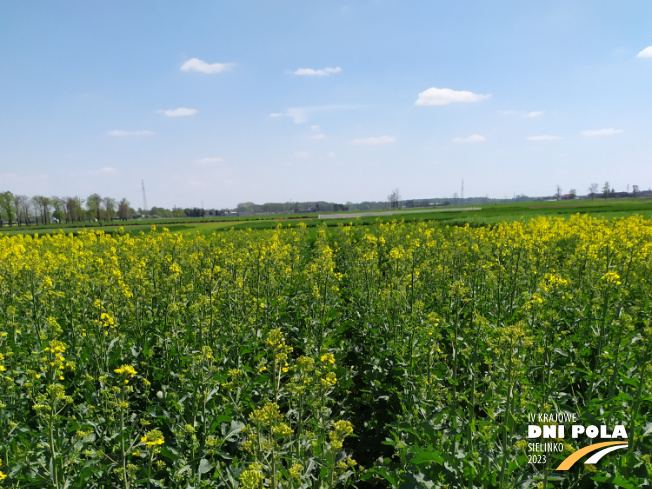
[222,420,245,441]
[591,474,637,489]
[198,458,213,475]
[363,467,399,485]
[643,422,652,437]
[410,451,444,465]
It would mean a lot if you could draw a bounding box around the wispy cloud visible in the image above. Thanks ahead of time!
[107,130,154,137]
[159,108,198,117]
[181,58,234,74]
[294,151,312,158]
[526,135,561,141]
[503,110,544,118]
[636,46,652,58]
[269,105,356,124]
[581,128,623,137]
[452,134,486,144]
[89,166,121,176]
[309,125,326,140]
[350,135,396,146]
[416,87,490,106]
[293,66,342,76]
[195,157,224,164]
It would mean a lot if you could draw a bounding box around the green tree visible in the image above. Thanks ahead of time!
[14,194,30,225]
[588,183,598,200]
[388,188,401,210]
[117,198,131,220]
[62,196,83,223]
[602,181,610,200]
[171,206,185,218]
[86,193,102,221]
[103,197,116,220]
[0,191,16,226]
[32,195,51,224]
[50,196,65,223]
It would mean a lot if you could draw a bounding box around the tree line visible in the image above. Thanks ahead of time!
[555,182,644,201]
[0,191,222,227]
[0,192,135,227]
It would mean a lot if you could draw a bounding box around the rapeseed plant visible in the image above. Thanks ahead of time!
[0,216,650,487]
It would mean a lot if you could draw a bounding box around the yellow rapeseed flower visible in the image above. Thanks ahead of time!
[114,365,137,378]
[141,429,164,448]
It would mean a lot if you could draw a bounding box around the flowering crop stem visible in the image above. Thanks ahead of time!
[48,410,58,489]
[120,389,129,489]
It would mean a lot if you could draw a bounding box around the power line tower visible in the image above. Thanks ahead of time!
[141,180,148,214]
[461,179,464,200]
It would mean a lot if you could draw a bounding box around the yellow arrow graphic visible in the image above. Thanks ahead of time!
[556,441,628,470]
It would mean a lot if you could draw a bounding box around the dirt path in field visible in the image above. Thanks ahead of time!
[318,207,481,219]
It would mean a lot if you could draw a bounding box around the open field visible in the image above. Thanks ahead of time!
[317,208,482,219]
[0,213,650,488]
[3,198,652,238]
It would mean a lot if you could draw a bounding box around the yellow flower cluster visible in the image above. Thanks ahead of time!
[329,420,354,450]
[601,271,622,286]
[265,328,293,373]
[249,402,283,425]
[320,371,337,388]
[320,353,335,364]
[43,340,72,380]
[114,365,137,378]
[141,429,164,448]
[239,463,264,489]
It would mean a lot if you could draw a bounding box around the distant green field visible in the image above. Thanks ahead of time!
[2,198,652,237]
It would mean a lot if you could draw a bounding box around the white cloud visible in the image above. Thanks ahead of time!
[350,135,396,145]
[415,87,490,106]
[269,108,309,123]
[107,130,154,137]
[581,128,623,137]
[195,157,224,164]
[180,58,234,74]
[160,107,198,117]
[293,66,342,76]
[503,110,544,118]
[285,108,309,124]
[526,135,561,141]
[309,125,326,139]
[636,46,652,58]
[452,134,486,144]
[87,167,121,176]
[294,151,312,158]
[269,104,355,124]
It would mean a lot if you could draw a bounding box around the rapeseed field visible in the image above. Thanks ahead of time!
[0,215,650,488]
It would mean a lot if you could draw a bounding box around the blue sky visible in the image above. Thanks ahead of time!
[1,1,651,209]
